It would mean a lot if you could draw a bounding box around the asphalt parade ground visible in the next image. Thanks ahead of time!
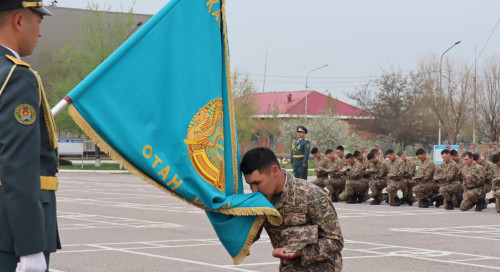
[50,172,500,272]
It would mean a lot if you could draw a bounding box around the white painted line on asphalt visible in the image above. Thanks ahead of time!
[58,211,182,230]
[90,244,258,272]
[391,225,500,242]
[345,240,500,270]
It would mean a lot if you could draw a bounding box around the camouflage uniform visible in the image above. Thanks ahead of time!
[385,157,405,205]
[468,147,478,154]
[480,147,491,162]
[478,159,495,194]
[413,158,438,207]
[493,163,500,213]
[325,157,347,199]
[366,160,388,201]
[460,163,486,211]
[258,171,344,271]
[338,161,368,201]
[402,158,417,203]
[358,156,371,198]
[436,160,461,206]
[457,148,467,157]
[312,154,331,189]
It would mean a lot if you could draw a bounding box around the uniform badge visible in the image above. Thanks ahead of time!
[14,104,36,125]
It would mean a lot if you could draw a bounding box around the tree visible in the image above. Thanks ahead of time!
[417,56,471,144]
[232,70,258,147]
[39,3,136,134]
[477,57,500,142]
[348,69,436,146]
[38,3,136,166]
[278,110,356,153]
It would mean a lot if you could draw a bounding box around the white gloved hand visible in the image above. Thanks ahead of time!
[16,252,47,272]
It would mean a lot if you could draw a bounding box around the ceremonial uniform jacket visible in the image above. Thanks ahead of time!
[259,171,343,271]
[415,158,435,183]
[328,156,346,180]
[314,154,330,178]
[403,159,416,179]
[386,157,404,180]
[437,160,458,185]
[0,46,60,256]
[291,138,310,166]
[461,163,484,190]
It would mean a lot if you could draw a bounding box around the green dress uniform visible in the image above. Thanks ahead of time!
[291,138,310,180]
[0,46,61,270]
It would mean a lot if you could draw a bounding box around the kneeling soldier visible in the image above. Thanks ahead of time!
[385,150,405,206]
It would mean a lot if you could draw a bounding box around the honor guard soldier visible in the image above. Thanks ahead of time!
[0,1,60,271]
[291,126,311,180]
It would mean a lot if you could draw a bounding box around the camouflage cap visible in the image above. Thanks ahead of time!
[281,225,318,253]
[0,0,52,16]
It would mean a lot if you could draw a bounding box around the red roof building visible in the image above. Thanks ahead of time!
[247,90,372,120]
[239,91,372,155]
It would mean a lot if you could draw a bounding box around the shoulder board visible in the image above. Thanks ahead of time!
[5,55,30,67]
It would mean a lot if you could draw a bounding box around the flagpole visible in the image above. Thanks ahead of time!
[51,96,73,118]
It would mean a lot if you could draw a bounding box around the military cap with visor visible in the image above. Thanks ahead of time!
[296,125,308,134]
[0,0,53,16]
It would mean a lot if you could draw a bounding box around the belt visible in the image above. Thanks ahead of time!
[0,176,58,191]
[292,155,305,158]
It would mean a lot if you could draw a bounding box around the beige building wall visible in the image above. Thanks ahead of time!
[25,7,152,69]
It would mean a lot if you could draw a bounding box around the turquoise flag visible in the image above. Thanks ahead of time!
[66,0,281,264]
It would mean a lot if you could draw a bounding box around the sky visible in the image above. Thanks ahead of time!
[45,0,500,105]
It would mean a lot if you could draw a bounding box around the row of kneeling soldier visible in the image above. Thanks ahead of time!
[311,147,500,213]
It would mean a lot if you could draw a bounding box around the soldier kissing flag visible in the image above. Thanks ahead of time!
[64,0,281,264]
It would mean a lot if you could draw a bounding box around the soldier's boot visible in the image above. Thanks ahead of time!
[475,199,485,212]
[488,198,496,204]
[370,196,381,205]
[482,198,488,209]
[421,198,430,208]
[346,195,357,204]
[383,193,389,203]
[393,197,401,206]
[445,200,454,210]
[357,193,367,203]
[405,194,414,206]
[401,194,408,204]
[331,193,339,203]
[430,195,444,208]
[388,194,394,206]
[455,196,463,208]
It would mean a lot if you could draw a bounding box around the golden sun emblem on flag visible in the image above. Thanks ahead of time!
[185,98,225,192]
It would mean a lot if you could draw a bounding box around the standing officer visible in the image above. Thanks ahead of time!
[0,2,60,271]
[291,126,310,180]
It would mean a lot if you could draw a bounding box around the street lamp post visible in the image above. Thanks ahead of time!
[305,64,328,122]
[438,41,461,145]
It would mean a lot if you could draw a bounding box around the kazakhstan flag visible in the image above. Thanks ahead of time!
[66,0,281,264]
